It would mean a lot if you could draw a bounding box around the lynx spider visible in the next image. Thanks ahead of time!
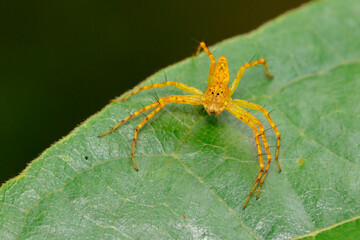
[99,42,281,208]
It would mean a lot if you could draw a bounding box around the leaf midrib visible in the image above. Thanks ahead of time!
[293,214,360,239]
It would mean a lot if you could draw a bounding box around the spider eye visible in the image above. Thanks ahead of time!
[217,93,219,95]
[211,91,214,94]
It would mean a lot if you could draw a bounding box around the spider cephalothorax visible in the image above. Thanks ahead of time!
[202,83,230,115]
[99,42,281,209]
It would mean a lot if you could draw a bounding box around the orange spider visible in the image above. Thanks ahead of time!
[99,42,281,208]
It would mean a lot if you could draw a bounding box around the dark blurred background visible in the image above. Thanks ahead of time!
[0,1,309,184]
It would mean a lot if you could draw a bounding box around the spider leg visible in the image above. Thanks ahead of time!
[195,42,216,86]
[233,99,281,199]
[112,81,203,102]
[130,104,164,170]
[233,99,281,172]
[230,103,273,201]
[226,105,264,209]
[229,59,273,96]
[128,95,202,170]
[98,101,160,138]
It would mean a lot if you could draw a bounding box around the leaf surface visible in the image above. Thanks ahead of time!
[1,0,360,239]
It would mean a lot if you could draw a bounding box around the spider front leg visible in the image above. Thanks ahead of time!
[98,101,160,138]
[233,99,281,171]
[100,95,202,170]
[229,58,273,96]
[230,104,273,200]
[233,100,281,200]
[130,104,164,170]
[112,81,203,102]
[226,105,265,209]
[130,95,202,170]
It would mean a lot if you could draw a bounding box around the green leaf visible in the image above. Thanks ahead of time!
[1,0,360,239]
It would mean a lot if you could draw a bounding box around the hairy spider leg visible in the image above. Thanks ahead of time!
[98,101,160,138]
[196,42,216,86]
[226,105,265,209]
[229,59,273,96]
[233,99,281,171]
[230,103,273,204]
[233,100,281,199]
[131,95,202,170]
[100,95,202,170]
[131,104,164,170]
[112,81,203,102]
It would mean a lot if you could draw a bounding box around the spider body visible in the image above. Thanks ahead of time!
[202,82,230,115]
[99,42,281,208]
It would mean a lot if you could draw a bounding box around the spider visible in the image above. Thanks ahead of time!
[99,42,281,208]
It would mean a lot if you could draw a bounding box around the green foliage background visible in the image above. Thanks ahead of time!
[0,0,309,185]
[1,0,360,239]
